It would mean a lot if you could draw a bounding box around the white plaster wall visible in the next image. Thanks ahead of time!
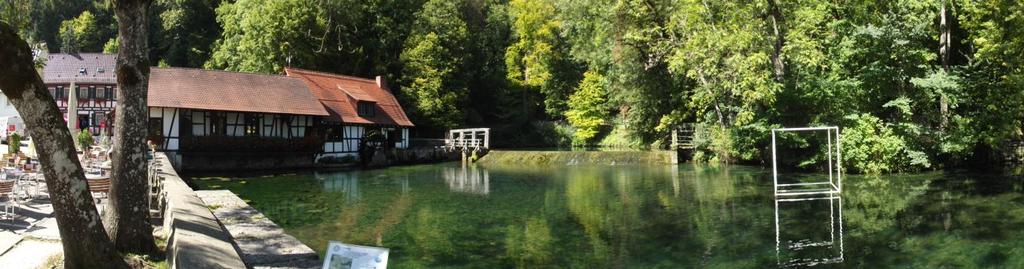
[0,96,19,118]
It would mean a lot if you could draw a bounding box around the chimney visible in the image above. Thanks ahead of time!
[376,75,389,91]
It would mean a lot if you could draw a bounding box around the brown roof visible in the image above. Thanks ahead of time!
[148,68,329,116]
[42,53,118,84]
[285,68,413,127]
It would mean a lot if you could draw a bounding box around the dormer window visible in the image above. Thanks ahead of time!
[357,101,375,117]
[78,68,86,75]
[97,68,105,73]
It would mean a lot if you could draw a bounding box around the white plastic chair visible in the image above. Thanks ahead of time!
[0,180,18,221]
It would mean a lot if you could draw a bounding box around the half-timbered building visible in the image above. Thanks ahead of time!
[285,68,414,162]
[147,68,329,170]
[42,53,118,135]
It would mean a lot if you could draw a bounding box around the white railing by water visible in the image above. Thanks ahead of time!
[446,128,490,151]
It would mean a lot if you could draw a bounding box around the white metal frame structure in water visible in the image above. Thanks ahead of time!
[771,126,842,197]
[774,194,845,267]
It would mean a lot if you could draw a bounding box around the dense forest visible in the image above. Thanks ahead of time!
[6,0,1024,173]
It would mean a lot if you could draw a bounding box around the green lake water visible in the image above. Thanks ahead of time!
[194,163,1024,268]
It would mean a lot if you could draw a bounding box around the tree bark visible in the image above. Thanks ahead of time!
[766,0,786,81]
[104,0,157,254]
[0,22,129,269]
[938,0,950,129]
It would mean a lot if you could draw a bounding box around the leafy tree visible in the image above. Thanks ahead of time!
[565,71,608,145]
[59,10,102,52]
[505,0,578,117]
[399,0,469,130]
[102,37,117,53]
[206,0,324,73]
[150,0,221,67]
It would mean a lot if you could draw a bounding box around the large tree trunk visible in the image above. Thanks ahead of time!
[0,22,129,269]
[938,0,950,129]
[104,0,157,254]
[766,0,786,82]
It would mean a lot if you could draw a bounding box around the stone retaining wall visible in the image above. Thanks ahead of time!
[197,190,320,269]
[156,152,248,269]
[477,150,678,165]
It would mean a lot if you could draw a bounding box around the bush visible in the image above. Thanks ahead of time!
[8,133,20,154]
[841,114,929,174]
[76,129,94,150]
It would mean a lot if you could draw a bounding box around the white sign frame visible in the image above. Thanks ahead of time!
[322,241,390,269]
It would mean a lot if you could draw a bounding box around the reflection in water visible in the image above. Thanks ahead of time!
[775,194,844,267]
[443,164,490,195]
[317,171,361,201]
[199,163,1024,268]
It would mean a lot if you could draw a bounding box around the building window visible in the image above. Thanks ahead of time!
[55,86,65,100]
[96,87,106,99]
[326,125,343,141]
[209,112,226,136]
[93,112,103,126]
[357,101,375,117]
[244,114,260,136]
[108,86,116,100]
[88,86,96,99]
[77,86,88,99]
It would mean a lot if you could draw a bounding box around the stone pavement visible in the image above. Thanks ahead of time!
[0,192,64,269]
[197,190,320,269]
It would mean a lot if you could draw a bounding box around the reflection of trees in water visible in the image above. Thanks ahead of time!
[443,164,490,195]
[288,172,414,254]
[505,217,554,268]
[836,173,1024,268]
[841,175,930,237]
[409,207,455,262]
[318,171,362,202]
[679,165,770,267]
[564,168,643,268]
[889,174,1024,268]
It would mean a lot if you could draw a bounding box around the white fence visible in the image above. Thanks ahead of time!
[446,128,490,151]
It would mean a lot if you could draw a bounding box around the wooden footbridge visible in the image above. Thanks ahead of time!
[671,124,696,150]
[446,128,490,162]
[669,124,697,163]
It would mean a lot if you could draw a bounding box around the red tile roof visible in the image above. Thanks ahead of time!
[149,68,329,116]
[285,68,413,127]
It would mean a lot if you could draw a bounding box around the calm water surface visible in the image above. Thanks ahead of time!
[195,163,1024,268]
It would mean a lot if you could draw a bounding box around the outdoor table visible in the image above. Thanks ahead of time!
[85,173,108,181]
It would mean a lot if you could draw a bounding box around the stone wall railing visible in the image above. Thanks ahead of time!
[155,152,247,268]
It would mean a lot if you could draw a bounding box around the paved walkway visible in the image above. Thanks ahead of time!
[0,191,64,269]
[197,190,320,269]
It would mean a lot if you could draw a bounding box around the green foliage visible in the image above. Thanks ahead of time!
[399,0,469,131]
[76,129,93,150]
[668,1,780,128]
[151,0,222,67]
[8,133,20,154]
[206,0,323,73]
[14,0,1024,171]
[0,0,31,32]
[102,37,117,53]
[505,0,578,117]
[564,71,608,145]
[59,10,101,52]
[841,114,932,174]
